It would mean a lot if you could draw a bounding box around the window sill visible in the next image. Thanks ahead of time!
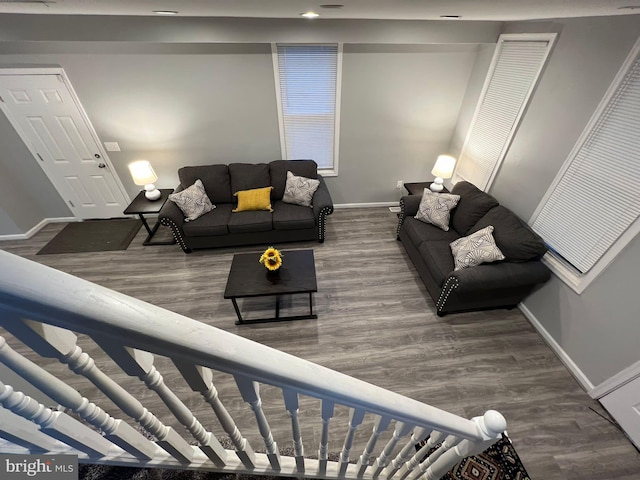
[319,169,338,177]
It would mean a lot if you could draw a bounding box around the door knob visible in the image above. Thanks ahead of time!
[94,153,101,158]
[98,163,106,168]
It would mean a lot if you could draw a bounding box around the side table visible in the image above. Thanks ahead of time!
[404,182,450,195]
[123,189,176,246]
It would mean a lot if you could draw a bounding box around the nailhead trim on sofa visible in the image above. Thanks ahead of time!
[318,206,334,242]
[396,199,406,239]
[160,217,192,253]
[162,207,333,251]
[436,276,459,313]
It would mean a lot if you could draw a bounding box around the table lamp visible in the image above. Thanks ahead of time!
[430,155,456,192]
[129,160,161,200]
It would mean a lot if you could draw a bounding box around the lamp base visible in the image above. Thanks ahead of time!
[144,184,162,201]
[430,177,444,193]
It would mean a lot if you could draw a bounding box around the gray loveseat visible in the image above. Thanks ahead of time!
[159,160,333,253]
[397,181,551,316]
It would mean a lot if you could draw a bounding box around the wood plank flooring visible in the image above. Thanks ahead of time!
[1,208,639,479]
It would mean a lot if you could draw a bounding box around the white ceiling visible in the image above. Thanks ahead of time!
[0,0,639,22]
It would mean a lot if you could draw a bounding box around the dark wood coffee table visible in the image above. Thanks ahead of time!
[224,249,317,325]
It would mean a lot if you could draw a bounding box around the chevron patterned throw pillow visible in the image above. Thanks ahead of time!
[450,225,505,270]
[282,171,320,207]
[169,179,215,222]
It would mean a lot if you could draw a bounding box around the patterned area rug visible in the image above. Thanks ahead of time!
[419,434,531,480]
[79,434,529,480]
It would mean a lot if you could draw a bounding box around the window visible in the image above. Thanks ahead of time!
[530,37,640,294]
[273,44,342,174]
[453,34,556,190]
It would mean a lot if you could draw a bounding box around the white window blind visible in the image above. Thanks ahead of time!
[276,45,339,170]
[454,36,554,190]
[532,49,640,274]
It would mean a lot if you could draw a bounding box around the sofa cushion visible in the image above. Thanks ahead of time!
[450,225,505,270]
[178,165,232,204]
[418,240,456,287]
[229,163,271,196]
[283,171,320,207]
[270,160,318,200]
[273,201,316,230]
[471,205,547,262]
[228,210,273,234]
[233,186,273,212]
[450,181,499,235]
[415,190,460,231]
[182,204,232,237]
[402,217,460,249]
[168,179,215,222]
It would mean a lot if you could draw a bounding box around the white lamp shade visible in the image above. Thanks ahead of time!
[128,160,158,186]
[431,155,456,179]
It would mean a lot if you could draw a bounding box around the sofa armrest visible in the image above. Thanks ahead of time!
[436,260,551,313]
[158,185,191,253]
[397,195,422,238]
[449,260,551,293]
[313,175,334,242]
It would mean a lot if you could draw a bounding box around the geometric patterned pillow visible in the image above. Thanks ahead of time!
[282,171,321,207]
[168,179,215,222]
[450,225,505,270]
[414,189,461,231]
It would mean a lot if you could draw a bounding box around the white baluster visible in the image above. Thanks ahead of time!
[0,381,111,456]
[0,336,157,458]
[235,375,281,471]
[283,388,305,473]
[419,411,507,480]
[384,427,429,479]
[372,421,413,479]
[317,400,334,477]
[0,405,62,453]
[4,320,160,460]
[95,341,226,466]
[357,416,392,478]
[339,408,365,477]
[396,431,442,480]
[410,435,462,480]
[174,361,253,468]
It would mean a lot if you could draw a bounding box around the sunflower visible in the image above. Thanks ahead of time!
[259,247,283,271]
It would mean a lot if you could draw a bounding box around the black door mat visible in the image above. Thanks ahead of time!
[37,219,142,255]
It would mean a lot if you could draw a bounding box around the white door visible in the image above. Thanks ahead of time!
[0,72,129,219]
[600,376,640,449]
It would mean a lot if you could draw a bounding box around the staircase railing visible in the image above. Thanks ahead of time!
[0,250,506,480]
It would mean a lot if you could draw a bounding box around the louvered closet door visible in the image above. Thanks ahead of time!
[453,35,555,190]
[532,48,640,273]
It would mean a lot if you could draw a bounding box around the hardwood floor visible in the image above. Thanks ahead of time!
[1,208,639,479]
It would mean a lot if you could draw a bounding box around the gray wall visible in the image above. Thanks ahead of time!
[486,15,640,386]
[335,44,481,204]
[0,14,501,235]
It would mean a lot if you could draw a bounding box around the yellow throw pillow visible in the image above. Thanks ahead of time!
[233,186,273,212]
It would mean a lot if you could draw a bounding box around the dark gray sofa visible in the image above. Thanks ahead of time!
[159,160,333,253]
[397,181,550,316]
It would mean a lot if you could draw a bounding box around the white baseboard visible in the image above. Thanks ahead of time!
[334,202,399,209]
[590,360,640,399]
[519,303,595,394]
[0,217,76,241]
